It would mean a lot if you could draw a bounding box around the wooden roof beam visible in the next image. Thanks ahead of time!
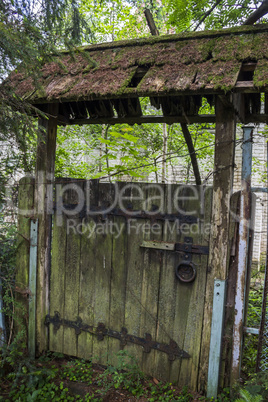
[58,113,268,126]
[66,115,216,126]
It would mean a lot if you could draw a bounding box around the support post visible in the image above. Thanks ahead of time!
[199,96,236,394]
[231,126,253,383]
[28,219,38,358]
[35,103,58,354]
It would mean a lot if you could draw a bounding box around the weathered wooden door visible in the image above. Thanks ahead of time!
[47,180,212,389]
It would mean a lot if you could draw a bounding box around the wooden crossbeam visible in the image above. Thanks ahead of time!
[67,115,216,126]
[63,113,268,126]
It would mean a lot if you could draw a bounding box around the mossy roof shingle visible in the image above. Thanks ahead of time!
[7,24,268,103]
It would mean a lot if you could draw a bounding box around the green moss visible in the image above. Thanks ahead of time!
[253,60,268,87]
[83,63,94,73]
[72,23,268,54]
[198,39,215,61]
[55,59,68,74]
[60,77,80,96]
[9,23,268,103]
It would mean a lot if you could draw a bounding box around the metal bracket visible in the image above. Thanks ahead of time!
[45,312,190,360]
[140,239,209,255]
[28,219,38,359]
[207,279,226,399]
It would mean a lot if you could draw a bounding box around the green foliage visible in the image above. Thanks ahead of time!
[242,277,263,376]
[162,0,268,32]
[81,0,149,42]
[215,387,231,401]
[164,0,199,32]
[55,116,215,184]
[235,388,263,402]
[148,383,193,401]
[0,213,26,368]
[62,359,94,385]
[97,350,145,397]
[236,372,268,402]
[0,0,92,191]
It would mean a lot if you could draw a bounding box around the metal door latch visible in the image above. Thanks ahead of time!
[140,236,209,283]
[175,237,196,283]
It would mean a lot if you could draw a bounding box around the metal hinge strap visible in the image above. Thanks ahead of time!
[45,312,190,360]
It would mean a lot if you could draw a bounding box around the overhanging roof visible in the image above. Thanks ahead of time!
[6,24,268,125]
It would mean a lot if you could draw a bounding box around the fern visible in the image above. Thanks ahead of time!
[164,0,207,32]
[235,388,263,402]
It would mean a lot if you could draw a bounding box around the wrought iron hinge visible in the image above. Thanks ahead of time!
[45,312,190,360]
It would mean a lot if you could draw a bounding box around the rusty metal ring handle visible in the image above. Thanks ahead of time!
[175,261,196,283]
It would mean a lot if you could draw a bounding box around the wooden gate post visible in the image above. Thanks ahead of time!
[231,126,253,383]
[199,96,236,395]
[35,103,58,355]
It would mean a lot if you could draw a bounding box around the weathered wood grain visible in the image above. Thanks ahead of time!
[47,180,214,390]
[49,214,67,353]
[179,187,212,389]
[108,215,127,365]
[124,183,147,364]
[35,103,58,354]
[220,192,240,389]
[154,184,186,383]
[62,214,80,357]
[77,216,96,359]
[91,183,113,363]
[16,177,35,342]
[140,184,163,375]
[62,181,83,357]
[198,96,236,391]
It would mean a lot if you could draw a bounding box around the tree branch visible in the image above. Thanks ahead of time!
[194,0,224,31]
[180,123,202,185]
[243,0,268,25]
[144,9,159,36]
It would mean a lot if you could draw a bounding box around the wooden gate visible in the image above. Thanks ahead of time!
[44,180,212,388]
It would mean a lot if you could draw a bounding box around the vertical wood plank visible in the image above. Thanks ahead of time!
[199,96,236,391]
[178,186,212,389]
[108,215,127,365]
[77,212,96,359]
[77,180,98,359]
[35,103,58,354]
[16,177,35,342]
[140,184,163,375]
[124,183,147,364]
[62,182,82,357]
[155,184,185,383]
[92,182,113,363]
[220,192,240,388]
[49,191,67,354]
